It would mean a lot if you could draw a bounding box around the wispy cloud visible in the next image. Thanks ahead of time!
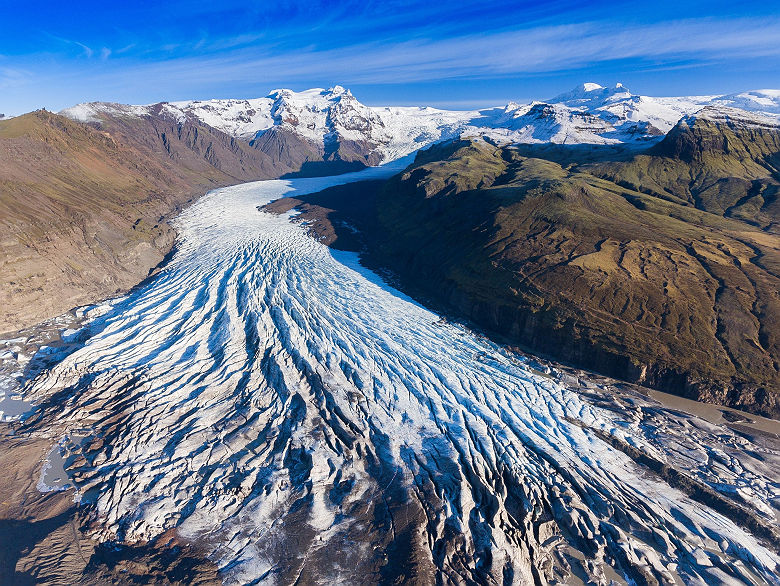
[45,33,95,58]
[114,44,137,55]
[81,16,779,91]
[75,41,94,59]
[0,66,32,89]
[5,11,780,114]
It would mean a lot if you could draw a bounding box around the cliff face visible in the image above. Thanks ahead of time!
[591,108,780,230]
[101,104,280,181]
[271,130,780,417]
[0,110,277,333]
[248,126,371,177]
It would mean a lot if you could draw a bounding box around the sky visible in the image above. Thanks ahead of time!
[1,0,779,115]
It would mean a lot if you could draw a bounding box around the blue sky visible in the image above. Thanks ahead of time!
[1,0,779,115]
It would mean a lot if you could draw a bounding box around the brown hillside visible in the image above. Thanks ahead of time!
[0,110,274,332]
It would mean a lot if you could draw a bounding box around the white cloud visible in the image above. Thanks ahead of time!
[81,16,779,90]
[7,15,780,113]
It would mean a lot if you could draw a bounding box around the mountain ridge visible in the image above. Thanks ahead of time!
[59,84,780,161]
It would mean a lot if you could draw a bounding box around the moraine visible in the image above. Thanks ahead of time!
[9,162,780,585]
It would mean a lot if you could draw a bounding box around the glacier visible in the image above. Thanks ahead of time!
[12,162,780,585]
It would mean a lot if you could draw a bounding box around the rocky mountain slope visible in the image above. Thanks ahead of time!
[592,107,780,229]
[0,109,277,333]
[266,109,780,417]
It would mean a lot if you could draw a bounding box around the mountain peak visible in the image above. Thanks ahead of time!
[548,82,631,106]
[326,85,351,97]
[582,82,605,92]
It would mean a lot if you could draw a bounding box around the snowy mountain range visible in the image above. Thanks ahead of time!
[61,83,780,164]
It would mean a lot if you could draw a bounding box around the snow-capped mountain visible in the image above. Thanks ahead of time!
[62,87,476,164]
[165,86,479,162]
[465,101,638,145]
[711,89,780,114]
[686,104,780,128]
[60,83,780,163]
[545,82,710,138]
[459,83,780,146]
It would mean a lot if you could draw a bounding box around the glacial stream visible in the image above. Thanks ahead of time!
[9,163,780,585]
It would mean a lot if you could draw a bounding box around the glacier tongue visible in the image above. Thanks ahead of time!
[21,164,780,585]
